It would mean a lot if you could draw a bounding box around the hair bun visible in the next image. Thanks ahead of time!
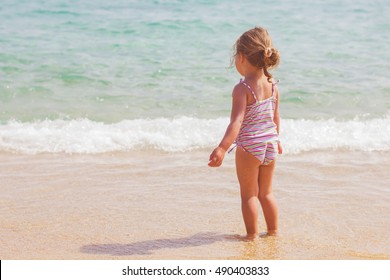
[264,47,273,58]
[264,47,280,68]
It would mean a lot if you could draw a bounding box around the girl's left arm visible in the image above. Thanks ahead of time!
[273,87,283,154]
[208,84,247,167]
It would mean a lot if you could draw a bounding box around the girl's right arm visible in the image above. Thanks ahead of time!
[208,84,247,167]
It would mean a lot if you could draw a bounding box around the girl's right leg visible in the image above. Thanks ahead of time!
[235,147,261,239]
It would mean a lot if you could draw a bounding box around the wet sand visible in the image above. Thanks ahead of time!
[0,150,389,259]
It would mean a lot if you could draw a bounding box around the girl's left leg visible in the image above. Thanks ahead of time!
[235,147,261,239]
[258,160,278,235]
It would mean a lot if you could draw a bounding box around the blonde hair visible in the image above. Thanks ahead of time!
[233,27,280,83]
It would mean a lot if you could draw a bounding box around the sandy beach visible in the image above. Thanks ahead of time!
[1,150,389,260]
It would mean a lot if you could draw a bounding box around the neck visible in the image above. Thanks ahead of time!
[244,68,265,82]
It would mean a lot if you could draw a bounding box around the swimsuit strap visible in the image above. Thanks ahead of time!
[240,79,258,101]
[241,78,280,99]
[271,79,280,97]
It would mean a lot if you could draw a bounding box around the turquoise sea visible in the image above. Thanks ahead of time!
[0,0,389,153]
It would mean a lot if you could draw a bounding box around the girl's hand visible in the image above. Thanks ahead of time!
[277,141,283,154]
[208,146,226,167]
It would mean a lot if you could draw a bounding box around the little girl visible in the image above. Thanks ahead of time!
[208,27,282,239]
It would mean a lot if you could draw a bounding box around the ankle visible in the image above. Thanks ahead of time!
[267,229,278,236]
[245,233,259,240]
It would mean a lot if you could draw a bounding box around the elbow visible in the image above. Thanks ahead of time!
[230,118,243,129]
[273,112,280,122]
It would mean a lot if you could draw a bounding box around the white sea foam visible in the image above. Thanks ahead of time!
[0,116,389,154]
[282,117,390,154]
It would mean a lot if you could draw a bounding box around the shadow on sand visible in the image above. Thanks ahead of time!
[80,232,243,256]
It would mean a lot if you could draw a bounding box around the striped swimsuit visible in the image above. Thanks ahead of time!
[232,79,279,165]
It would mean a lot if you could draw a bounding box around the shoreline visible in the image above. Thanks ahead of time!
[1,150,389,259]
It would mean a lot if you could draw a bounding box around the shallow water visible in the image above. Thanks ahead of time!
[1,150,389,259]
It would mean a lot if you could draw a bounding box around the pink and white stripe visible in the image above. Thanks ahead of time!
[234,79,279,165]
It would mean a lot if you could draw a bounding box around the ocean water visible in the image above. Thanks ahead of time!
[1,0,389,154]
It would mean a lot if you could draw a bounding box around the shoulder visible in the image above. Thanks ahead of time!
[232,82,249,98]
[271,78,280,86]
[231,83,248,106]
[272,79,280,99]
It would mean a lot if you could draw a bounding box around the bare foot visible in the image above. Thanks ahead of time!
[259,231,279,238]
[245,233,259,241]
[267,230,278,236]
